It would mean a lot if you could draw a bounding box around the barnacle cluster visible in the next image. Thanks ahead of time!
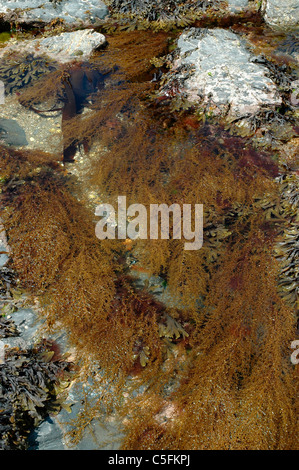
[0,52,58,94]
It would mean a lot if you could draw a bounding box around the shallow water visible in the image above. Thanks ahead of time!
[0,20,298,450]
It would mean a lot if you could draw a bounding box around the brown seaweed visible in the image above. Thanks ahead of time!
[0,28,297,450]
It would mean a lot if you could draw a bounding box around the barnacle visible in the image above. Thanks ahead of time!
[0,52,58,94]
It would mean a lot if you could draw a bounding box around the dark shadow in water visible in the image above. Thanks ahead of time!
[60,65,109,162]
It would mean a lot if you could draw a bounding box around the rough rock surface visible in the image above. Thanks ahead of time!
[227,0,251,14]
[32,29,106,62]
[0,118,28,147]
[263,0,299,31]
[160,28,282,118]
[29,381,124,450]
[0,0,109,25]
[0,29,106,64]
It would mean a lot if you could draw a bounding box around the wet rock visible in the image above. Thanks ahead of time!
[130,268,188,310]
[290,80,299,106]
[29,417,65,450]
[28,380,124,450]
[0,80,4,105]
[0,0,109,26]
[32,29,106,63]
[0,118,28,147]
[0,29,106,65]
[276,34,299,62]
[263,0,299,31]
[160,28,282,119]
[227,0,251,14]
[0,244,8,269]
[5,309,42,343]
[0,307,45,351]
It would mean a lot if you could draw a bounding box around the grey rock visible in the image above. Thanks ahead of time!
[0,29,106,65]
[0,0,109,26]
[1,307,44,360]
[0,81,4,105]
[0,252,8,268]
[131,270,188,310]
[0,244,8,268]
[227,0,250,14]
[29,417,65,450]
[0,118,28,147]
[161,28,282,118]
[290,80,299,106]
[32,29,106,63]
[263,0,299,31]
[4,308,44,344]
[0,224,123,450]
[0,223,9,268]
[28,380,124,450]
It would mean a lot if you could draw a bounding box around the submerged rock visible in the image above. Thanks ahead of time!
[0,53,58,94]
[263,0,299,31]
[276,34,299,62]
[108,0,223,21]
[227,0,251,14]
[0,118,28,147]
[29,380,124,450]
[160,28,282,119]
[0,227,9,268]
[0,0,109,26]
